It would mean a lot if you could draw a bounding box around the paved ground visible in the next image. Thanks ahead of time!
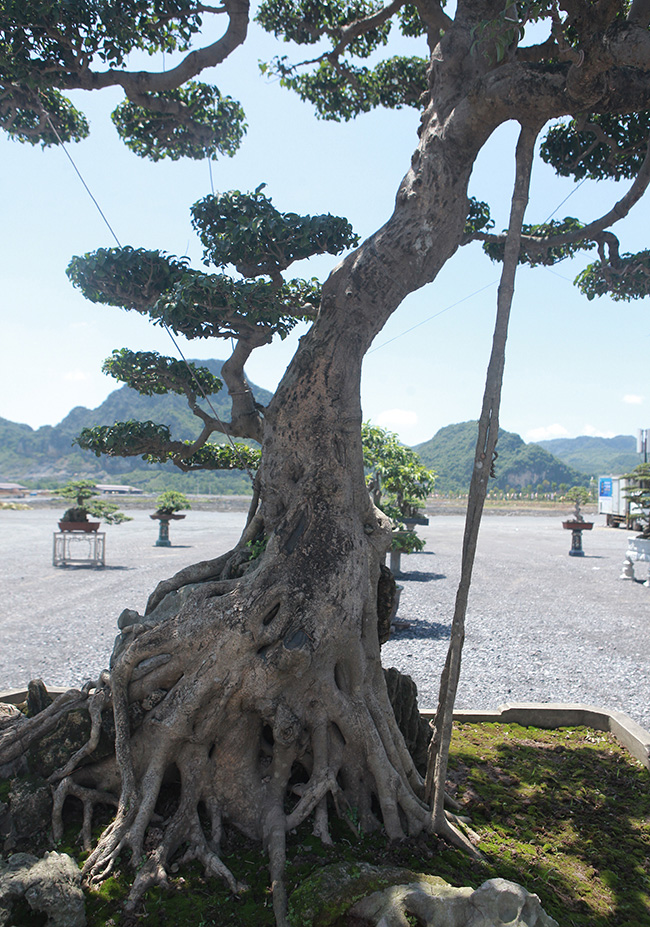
[383,513,650,729]
[1,506,648,729]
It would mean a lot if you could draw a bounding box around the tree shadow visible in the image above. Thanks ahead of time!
[55,565,131,571]
[389,619,451,641]
[396,571,446,582]
[449,731,650,926]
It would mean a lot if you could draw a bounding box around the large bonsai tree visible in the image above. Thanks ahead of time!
[3,2,650,925]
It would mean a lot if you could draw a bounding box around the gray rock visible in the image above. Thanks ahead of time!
[144,583,204,626]
[350,875,559,927]
[117,608,141,630]
[27,679,53,716]
[0,851,86,927]
[111,585,203,666]
[7,777,52,840]
[0,703,23,731]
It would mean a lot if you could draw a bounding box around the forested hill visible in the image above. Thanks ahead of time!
[413,422,590,493]
[0,360,272,493]
[2,374,636,495]
[535,434,639,477]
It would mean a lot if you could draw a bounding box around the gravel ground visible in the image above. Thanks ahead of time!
[1,506,648,730]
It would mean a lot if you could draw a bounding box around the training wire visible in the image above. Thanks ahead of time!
[42,99,595,405]
[40,103,257,483]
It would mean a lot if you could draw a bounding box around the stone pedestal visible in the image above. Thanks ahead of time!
[53,531,105,567]
[562,520,593,557]
[150,512,185,547]
[620,537,650,586]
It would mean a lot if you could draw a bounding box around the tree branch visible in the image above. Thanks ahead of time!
[220,338,265,442]
[59,0,250,95]
[329,0,406,58]
[473,137,650,259]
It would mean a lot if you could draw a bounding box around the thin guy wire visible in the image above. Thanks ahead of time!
[370,175,591,355]
[39,98,605,400]
[39,101,255,481]
[367,280,498,354]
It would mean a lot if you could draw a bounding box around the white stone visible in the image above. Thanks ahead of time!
[349,876,559,927]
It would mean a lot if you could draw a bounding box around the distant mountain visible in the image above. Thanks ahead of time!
[413,421,589,493]
[535,434,639,477]
[0,360,272,493]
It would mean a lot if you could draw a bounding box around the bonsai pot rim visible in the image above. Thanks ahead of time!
[562,521,594,531]
[58,521,101,533]
[150,512,186,521]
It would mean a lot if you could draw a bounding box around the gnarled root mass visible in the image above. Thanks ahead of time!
[0,515,446,927]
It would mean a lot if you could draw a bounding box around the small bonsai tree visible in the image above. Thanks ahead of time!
[622,464,650,538]
[564,486,592,523]
[56,480,132,525]
[154,491,192,515]
[362,423,435,556]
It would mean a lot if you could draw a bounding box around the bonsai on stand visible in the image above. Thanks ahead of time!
[562,487,594,557]
[362,423,435,579]
[55,480,131,531]
[151,491,191,547]
[619,464,650,586]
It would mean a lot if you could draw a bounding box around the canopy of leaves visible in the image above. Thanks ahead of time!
[0,86,89,146]
[1,0,202,80]
[541,114,650,182]
[267,55,427,121]
[256,0,392,54]
[55,478,104,506]
[67,245,319,341]
[75,420,261,471]
[362,422,434,554]
[102,349,223,397]
[575,251,650,301]
[154,274,320,340]
[622,462,650,537]
[154,490,192,512]
[256,0,431,121]
[464,198,494,237]
[482,218,596,267]
[111,83,246,161]
[0,0,246,157]
[67,247,190,312]
[191,188,360,274]
[55,478,131,524]
[362,422,435,513]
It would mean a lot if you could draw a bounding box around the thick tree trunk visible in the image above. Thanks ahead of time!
[0,50,494,927]
[0,11,598,926]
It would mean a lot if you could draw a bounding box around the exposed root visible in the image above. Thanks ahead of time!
[49,685,111,785]
[52,779,119,850]
[0,688,90,775]
[432,812,484,859]
[0,515,482,927]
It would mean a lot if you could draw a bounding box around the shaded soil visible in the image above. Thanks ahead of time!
[3,723,648,927]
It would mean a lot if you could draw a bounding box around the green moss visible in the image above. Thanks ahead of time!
[6,723,650,927]
[288,862,448,927]
[0,777,11,802]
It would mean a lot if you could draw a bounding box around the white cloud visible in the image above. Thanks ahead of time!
[63,369,89,382]
[582,424,617,438]
[525,424,569,442]
[375,409,419,428]
[623,394,644,405]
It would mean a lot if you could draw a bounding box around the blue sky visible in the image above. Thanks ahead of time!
[1,14,648,448]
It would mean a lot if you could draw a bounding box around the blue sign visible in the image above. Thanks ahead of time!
[599,478,613,498]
